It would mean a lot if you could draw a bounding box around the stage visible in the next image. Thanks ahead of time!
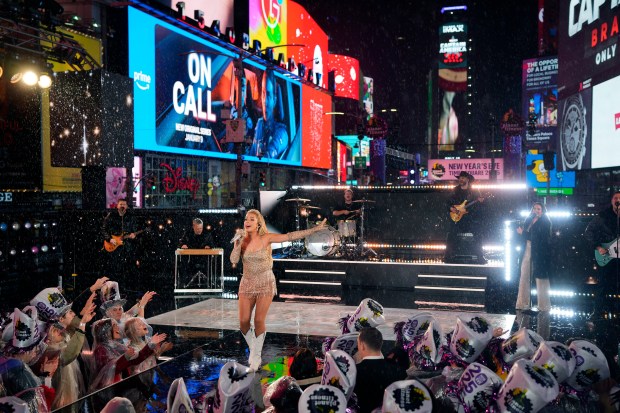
[272,257,506,311]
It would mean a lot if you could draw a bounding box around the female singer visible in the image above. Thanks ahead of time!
[516,202,552,312]
[231,209,326,371]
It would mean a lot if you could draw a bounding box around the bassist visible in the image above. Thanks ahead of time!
[101,199,138,278]
[584,191,620,320]
[445,171,486,264]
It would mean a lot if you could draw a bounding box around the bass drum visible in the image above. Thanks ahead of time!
[306,227,341,257]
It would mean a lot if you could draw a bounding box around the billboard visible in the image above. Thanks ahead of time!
[428,158,504,181]
[249,0,288,57]
[557,88,592,171]
[287,1,328,88]
[558,1,620,97]
[591,75,620,169]
[154,0,234,30]
[521,57,558,148]
[128,7,302,165]
[525,153,576,188]
[327,54,360,100]
[363,76,374,117]
[301,85,332,169]
[439,22,467,69]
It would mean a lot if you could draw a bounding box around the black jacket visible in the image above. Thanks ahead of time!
[178,230,214,249]
[521,215,552,278]
[585,207,620,250]
[354,358,407,413]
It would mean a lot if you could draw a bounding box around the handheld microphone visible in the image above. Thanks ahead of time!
[230,230,245,244]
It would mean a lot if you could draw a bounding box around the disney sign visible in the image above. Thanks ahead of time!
[160,163,200,199]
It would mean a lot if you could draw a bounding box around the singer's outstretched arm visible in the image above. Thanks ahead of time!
[266,219,326,243]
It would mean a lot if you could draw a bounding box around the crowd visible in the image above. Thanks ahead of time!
[0,277,172,412]
[2,284,620,412]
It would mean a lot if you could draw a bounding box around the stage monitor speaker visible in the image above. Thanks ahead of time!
[82,165,106,210]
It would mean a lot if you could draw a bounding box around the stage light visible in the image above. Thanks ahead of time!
[10,249,17,256]
[33,222,40,229]
[31,246,39,254]
[24,222,32,229]
[41,245,49,252]
[0,223,7,231]
[38,73,52,89]
[12,222,20,230]
[10,72,23,84]
[22,70,38,86]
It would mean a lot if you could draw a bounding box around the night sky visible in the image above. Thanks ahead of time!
[295,0,539,149]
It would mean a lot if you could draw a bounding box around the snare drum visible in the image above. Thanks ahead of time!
[337,220,356,238]
[306,227,341,256]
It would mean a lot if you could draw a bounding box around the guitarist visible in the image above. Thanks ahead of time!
[445,171,486,264]
[584,191,620,321]
[101,199,138,278]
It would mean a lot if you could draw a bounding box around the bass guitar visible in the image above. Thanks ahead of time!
[103,229,146,252]
[450,194,492,223]
[594,237,620,267]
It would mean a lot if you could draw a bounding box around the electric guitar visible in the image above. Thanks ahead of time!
[594,237,620,267]
[103,229,146,252]
[450,194,492,223]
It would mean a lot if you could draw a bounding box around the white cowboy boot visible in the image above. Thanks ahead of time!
[241,328,254,367]
[249,331,266,371]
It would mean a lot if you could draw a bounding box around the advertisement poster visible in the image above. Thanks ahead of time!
[591,75,620,169]
[287,1,328,88]
[556,88,592,171]
[525,153,576,188]
[558,0,620,97]
[521,56,558,148]
[428,158,504,181]
[301,85,332,169]
[129,7,302,165]
[327,54,360,100]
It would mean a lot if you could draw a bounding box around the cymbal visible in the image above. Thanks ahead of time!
[285,198,310,203]
[300,205,320,210]
[352,199,376,203]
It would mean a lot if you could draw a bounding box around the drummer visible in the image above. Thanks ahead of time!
[333,189,360,238]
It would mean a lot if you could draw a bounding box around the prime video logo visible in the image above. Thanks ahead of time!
[134,71,151,91]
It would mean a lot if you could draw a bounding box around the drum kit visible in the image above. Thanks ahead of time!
[284,197,376,259]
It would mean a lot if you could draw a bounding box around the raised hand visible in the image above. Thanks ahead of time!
[80,292,97,317]
[140,291,157,308]
[90,277,109,293]
[151,333,167,345]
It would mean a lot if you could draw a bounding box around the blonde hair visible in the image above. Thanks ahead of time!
[246,209,268,236]
[124,317,147,346]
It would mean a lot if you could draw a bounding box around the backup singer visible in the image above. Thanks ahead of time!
[230,209,326,371]
[516,202,552,312]
[584,191,620,320]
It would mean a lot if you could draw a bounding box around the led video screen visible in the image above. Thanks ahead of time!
[558,1,620,97]
[287,1,329,88]
[525,154,576,188]
[327,54,360,100]
[128,7,302,165]
[249,0,288,55]
[591,75,620,169]
[557,88,592,171]
[301,85,332,169]
[521,57,558,148]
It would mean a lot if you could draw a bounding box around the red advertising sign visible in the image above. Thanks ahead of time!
[327,54,360,100]
[160,162,200,198]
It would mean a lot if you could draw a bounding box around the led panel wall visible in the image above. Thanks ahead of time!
[327,54,360,100]
[301,85,332,169]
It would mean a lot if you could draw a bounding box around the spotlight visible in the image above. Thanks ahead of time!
[22,70,38,86]
[41,245,49,252]
[0,223,7,231]
[12,222,20,230]
[38,74,52,89]
[10,249,17,256]
[10,73,23,84]
[24,222,32,229]
[31,246,39,254]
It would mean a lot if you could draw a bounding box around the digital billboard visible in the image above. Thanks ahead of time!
[439,22,467,69]
[154,0,234,30]
[521,57,558,148]
[128,7,302,165]
[558,1,620,97]
[327,54,360,100]
[363,77,374,117]
[249,0,288,56]
[591,75,620,169]
[557,88,592,171]
[525,153,576,188]
[301,85,332,169]
[428,158,504,181]
[287,1,328,88]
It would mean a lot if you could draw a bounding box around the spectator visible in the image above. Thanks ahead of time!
[289,348,321,390]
